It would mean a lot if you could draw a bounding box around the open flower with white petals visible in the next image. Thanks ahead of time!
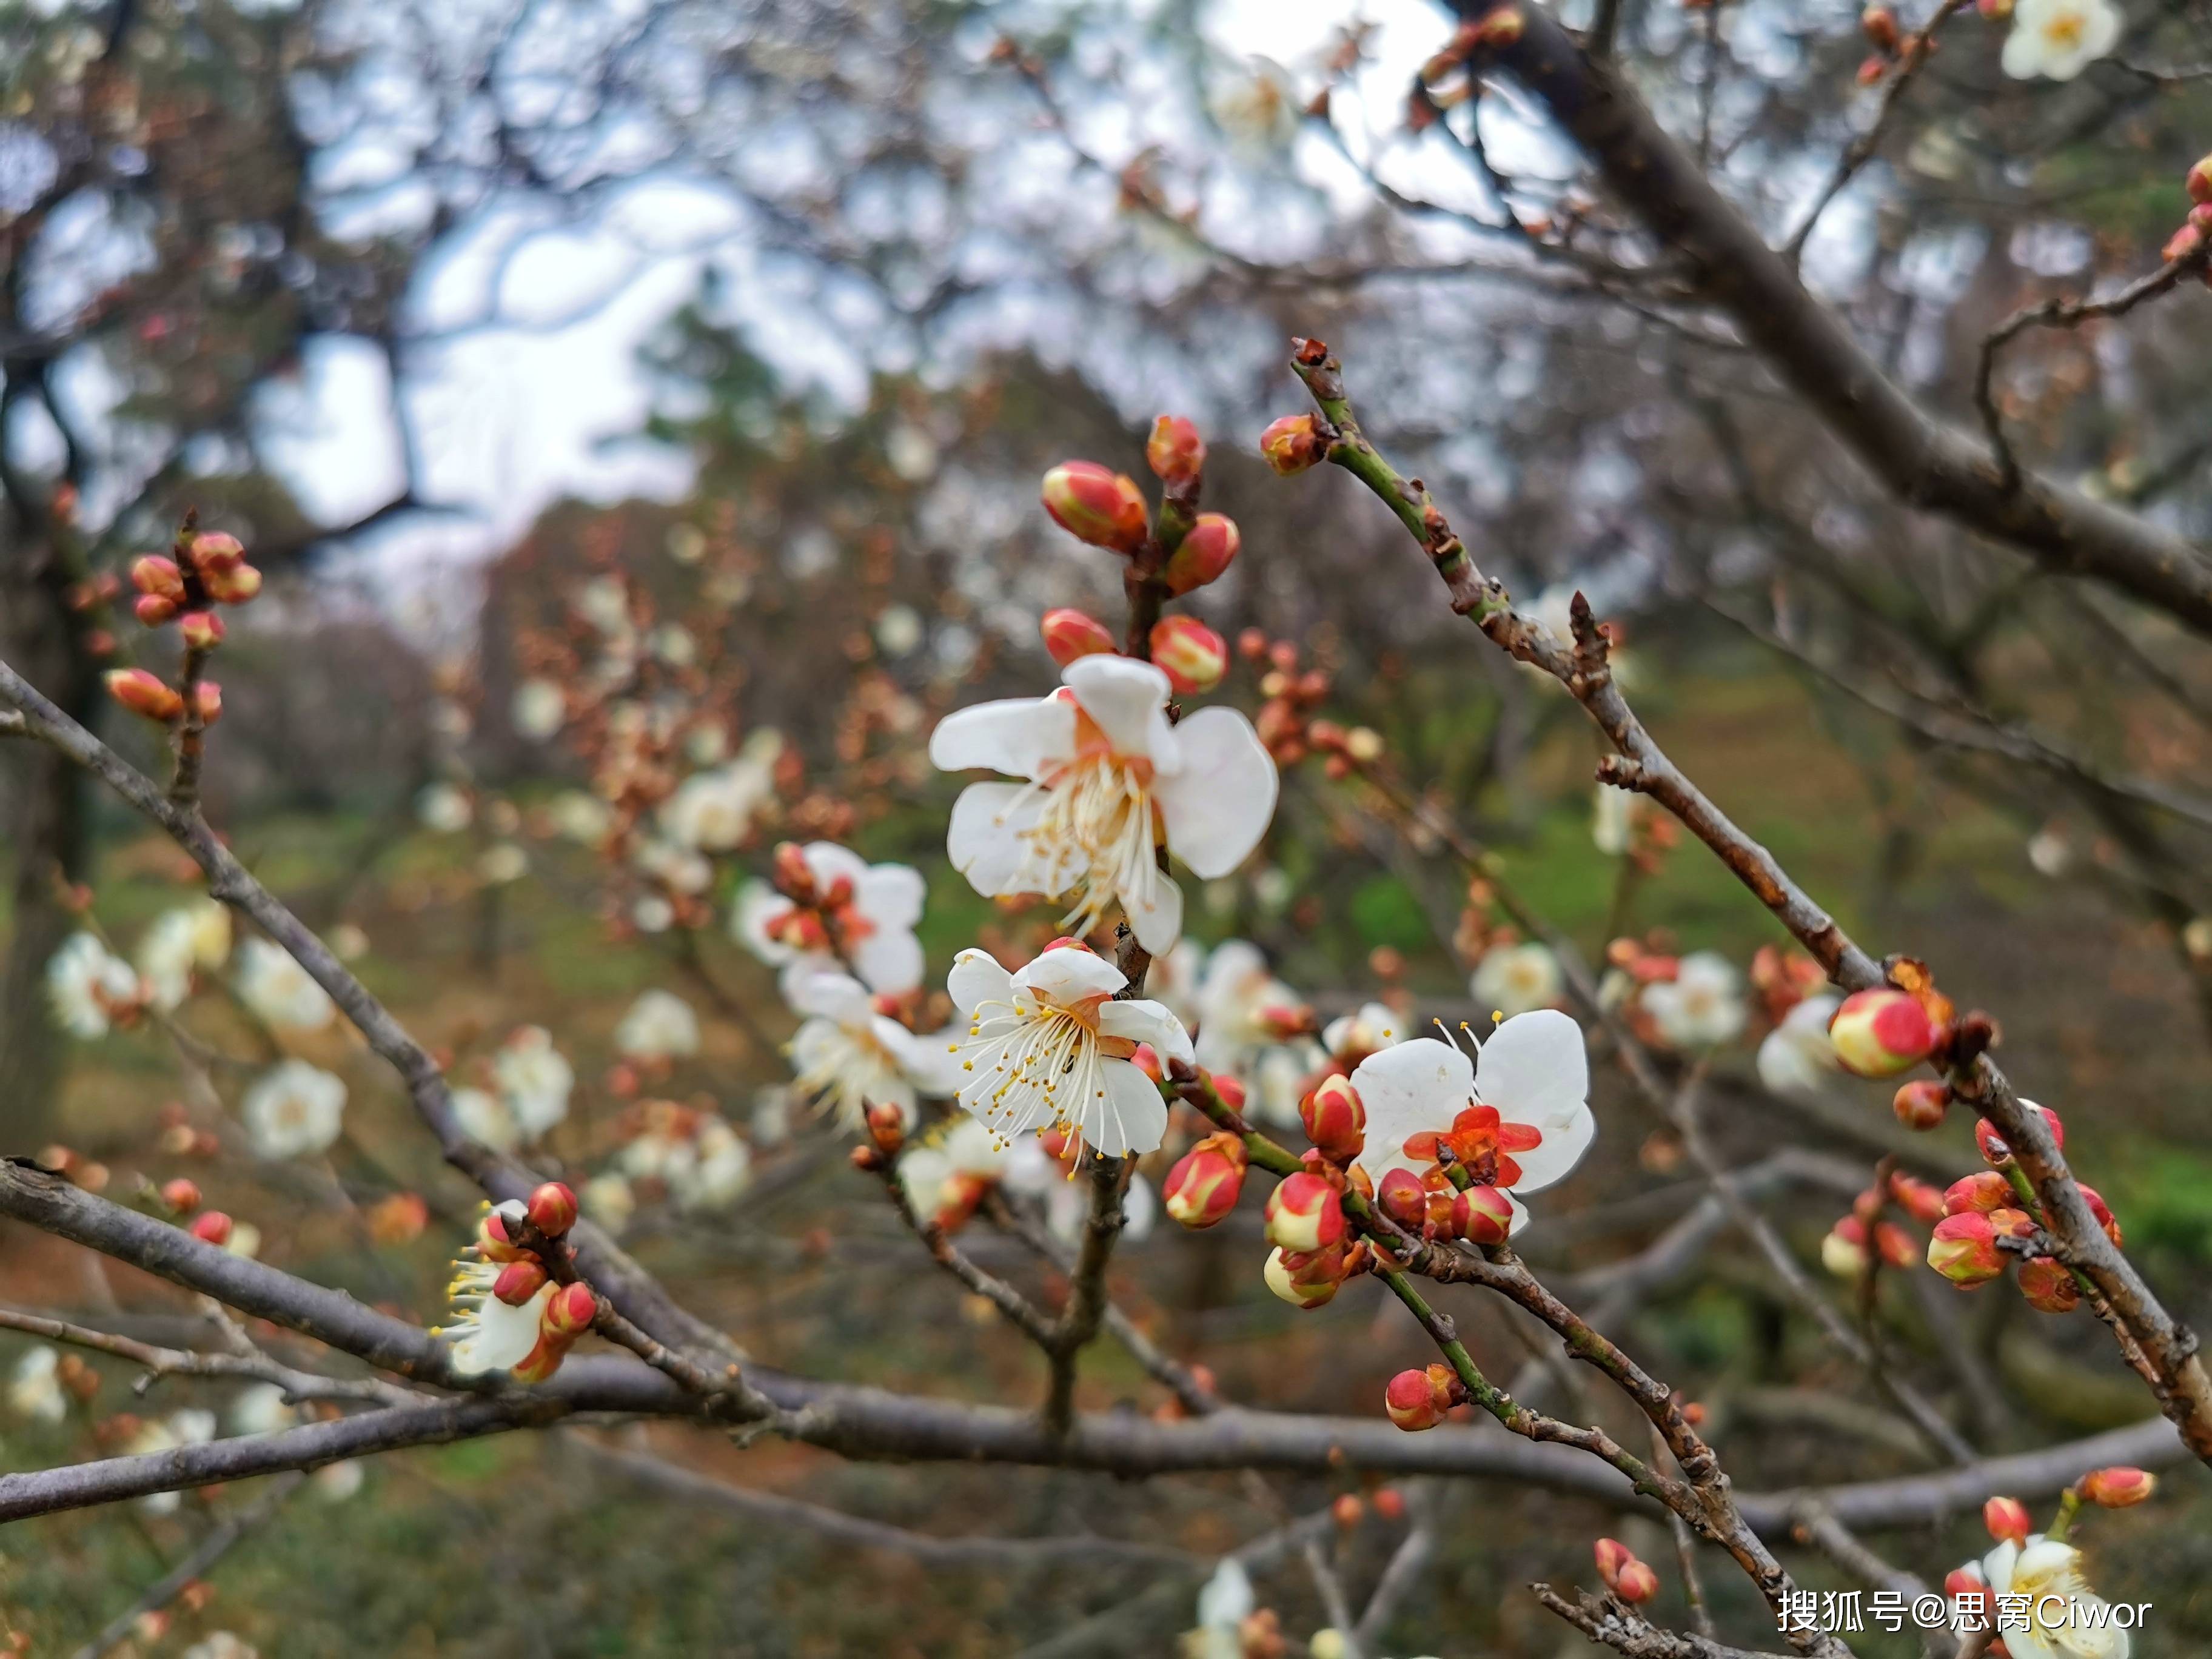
[659,737,780,852]
[2001,0,2122,80]
[1191,940,1308,1078]
[452,1086,521,1153]
[1642,951,1747,1049]
[493,1026,574,1138]
[8,1346,67,1423]
[615,988,700,1063]
[898,1116,1010,1231]
[1755,994,1844,1101]
[47,933,142,1037]
[788,971,951,1131]
[1470,941,1562,1019]
[1950,1535,2131,1659]
[734,841,927,996]
[1351,1010,1596,1237]
[233,937,336,1033]
[441,1258,555,1376]
[242,1059,347,1159]
[931,655,1277,954]
[1321,1002,1403,1068]
[136,900,231,1013]
[945,942,1192,1157]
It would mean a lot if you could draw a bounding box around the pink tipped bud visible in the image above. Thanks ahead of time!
[1891,1175,1946,1225]
[1164,1131,1248,1229]
[2080,1466,2156,1508]
[2190,155,2212,206]
[1450,1183,1515,1245]
[1041,608,1118,666]
[1259,414,1326,475]
[1874,1220,1919,1268]
[188,1210,233,1247]
[865,1100,907,1156]
[1614,1557,1660,1604]
[526,1181,578,1237]
[178,611,224,651]
[1145,415,1205,486]
[1383,1364,1455,1432]
[1209,1072,1247,1112]
[203,561,261,605]
[191,682,221,725]
[1944,1171,2013,1215]
[1299,1074,1366,1163]
[543,1280,597,1337]
[2164,222,2205,265]
[1148,615,1228,694]
[1263,1243,1347,1308]
[509,1332,568,1384]
[1264,1171,1346,1253]
[1828,988,1937,1078]
[159,1178,201,1215]
[2079,1184,2122,1247]
[475,1208,530,1263]
[1376,1167,1429,1230]
[187,531,245,574]
[1893,1079,1950,1130]
[1822,1215,1869,1279]
[1594,1537,1635,1590]
[1159,512,1239,597]
[492,1260,549,1306]
[1928,1212,2005,1287]
[133,593,179,626]
[2018,1256,2080,1314]
[1861,3,1900,47]
[1945,1566,1989,1616]
[106,668,184,722]
[1041,460,1149,554]
[131,555,186,601]
[1976,1103,2062,1165]
[770,840,815,900]
[1984,1495,2032,1544]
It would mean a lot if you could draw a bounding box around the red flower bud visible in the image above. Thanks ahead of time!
[159,1178,201,1214]
[543,1280,597,1337]
[526,1181,578,1237]
[1928,1212,2004,1287]
[1975,1103,2062,1166]
[1041,460,1149,554]
[475,1207,530,1263]
[188,1210,233,1246]
[1330,1493,1364,1529]
[1299,1073,1366,1162]
[2018,1255,2079,1314]
[493,1260,549,1305]
[179,611,224,651]
[1828,988,1936,1078]
[1145,415,1205,486]
[187,531,246,574]
[1874,1220,1919,1269]
[1889,1175,1946,1225]
[865,1099,908,1156]
[1259,414,1326,475]
[203,561,261,604]
[1383,1364,1455,1432]
[1372,1486,1406,1521]
[1376,1167,1429,1230]
[1450,1183,1514,1245]
[1614,1557,1660,1604]
[2190,154,2212,206]
[1861,2,1900,48]
[192,682,221,725]
[1945,1567,1989,1620]
[1822,1215,1870,1279]
[133,593,179,626]
[2163,223,2205,265]
[1164,1131,1248,1229]
[1263,1243,1347,1308]
[1943,1171,2012,1215]
[1041,608,1118,666]
[1148,615,1228,694]
[106,668,183,722]
[1264,1171,1346,1253]
[2079,1466,2156,1508]
[1209,1072,1247,1112]
[131,555,186,601]
[2079,1184,2122,1247]
[1159,512,1239,596]
[1983,1495,2032,1544]
[1594,1537,1635,1590]
[1892,1079,1950,1130]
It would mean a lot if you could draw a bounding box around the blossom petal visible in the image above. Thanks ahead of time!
[947,948,1015,1016]
[855,862,926,931]
[850,927,924,997]
[1097,997,1194,1066]
[1474,1009,1589,1127]
[1124,870,1185,956]
[732,879,791,962]
[947,782,1051,897]
[1505,1102,1594,1194]
[1349,1036,1474,1184]
[1015,945,1127,1006]
[800,842,870,892]
[930,694,1075,779]
[1063,655,1176,768]
[1151,708,1277,877]
[1087,1057,1170,1156]
[785,971,874,1025]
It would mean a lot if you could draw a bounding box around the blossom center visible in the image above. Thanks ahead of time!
[1018,751,1165,934]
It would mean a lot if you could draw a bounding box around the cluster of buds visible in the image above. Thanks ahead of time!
[152,1175,238,1248]
[443,1184,597,1381]
[1044,605,1235,699]
[1039,415,1241,598]
[1236,631,1372,771]
[109,523,260,726]
[1854,4,1940,84]
[2161,156,2212,280]
[1749,945,1827,1025]
[1382,1362,1466,1432]
[1594,1537,1661,1604]
[1927,1148,2114,1307]
[1820,1168,1945,1279]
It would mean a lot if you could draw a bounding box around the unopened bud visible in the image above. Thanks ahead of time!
[1945,1567,1989,1621]
[159,1178,201,1214]
[179,611,224,651]
[1861,3,1900,48]
[1159,513,1239,596]
[2163,222,2205,265]
[1988,1207,2036,1240]
[2079,1466,2156,1508]
[865,1099,907,1156]
[1209,1072,1247,1112]
[1148,615,1228,694]
[1594,1537,1635,1590]
[543,1280,597,1337]
[1330,1492,1364,1529]
[131,555,186,602]
[476,1207,530,1262]
[106,668,183,722]
[2018,1255,2080,1314]
[1263,1243,1346,1308]
[1984,1495,2032,1544]
[2079,1184,2122,1247]
[1449,1182,1514,1245]
[1383,1364,1455,1432]
[771,840,816,899]
[1041,608,1118,666]
[1928,1212,2005,1287]
[1614,1557,1660,1604]
[1259,414,1326,475]
[1041,460,1149,554]
[1164,1131,1248,1228]
[1893,1078,1950,1130]
[188,1210,233,1246]
[203,561,261,604]
[1828,988,1937,1078]
[2190,154,2212,206]
[192,682,221,725]
[1376,1167,1428,1230]
[1299,1074,1366,1162]
[1822,1215,1869,1279]
[526,1181,578,1236]
[187,531,246,574]
[1976,1102,2063,1165]
[1372,1486,1406,1521]
[1943,1171,2013,1215]
[1874,1219,1918,1269]
[1890,1175,1946,1225]
[1145,415,1205,486]
[493,1260,549,1305]
[1264,1171,1346,1253]
[133,593,179,626]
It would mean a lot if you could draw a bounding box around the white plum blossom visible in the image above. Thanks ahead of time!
[897,1116,1009,1225]
[1950,1535,2131,1659]
[47,933,140,1037]
[417,782,473,834]
[229,1382,296,1437]
[576,574,630,632]
[2002,0,2123,80]
[442,1258,552,1375]
[136,900,232,1012]
[1321,1002,1403,1065]
[313,1460,365,1502]
[1755,994,1845,1101]
[242,1059,347,1159]
[632,836,714,897]
[623,1113,756,1212]
[1470,941,1563,1019]
[1190,1558,1256,1659]
[931,655,1278,954]
[452,1086,521,1153]
[1351,1010,1597,1236]
[1643,951,1748,1049]
[659,737,780,853]
[478,843,529,885]
[944,943,1192,1157]
[581,1171,638,1233]
[734,842,928,996]
[1191,940,1303,1079]
[549,791,614,846]
[1592,783,1634,856]
[511,677,566,740]
[788,971,951,1130]
[233,937,336,1032]
[8,1346,67,1423]
[614,988,701,1063]
[492,1026,574,1138]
